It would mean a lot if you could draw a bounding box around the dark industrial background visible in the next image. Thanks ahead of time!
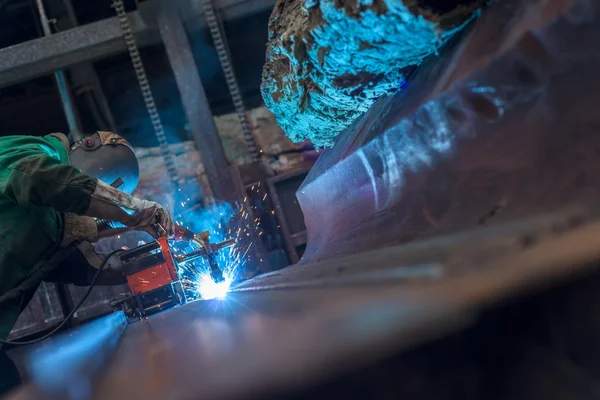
[4,0,600,399]
[0,0,269,146]
[0,0,318,343]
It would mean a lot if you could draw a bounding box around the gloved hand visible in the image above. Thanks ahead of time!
[86,180,175,236]
[128,201,175,236]
[61,213,99,247]
[135,225,161,239]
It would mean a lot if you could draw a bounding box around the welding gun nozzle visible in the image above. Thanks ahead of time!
[210,269,225,283]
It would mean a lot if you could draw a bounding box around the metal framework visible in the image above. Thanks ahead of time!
[5,0,276,341]
[158,8,238,202]
[0,0,276,89]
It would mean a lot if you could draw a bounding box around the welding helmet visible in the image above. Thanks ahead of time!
[69,131,140,194]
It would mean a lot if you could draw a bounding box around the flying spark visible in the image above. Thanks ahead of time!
[171,199,263,301]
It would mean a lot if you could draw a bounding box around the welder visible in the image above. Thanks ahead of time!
[0,131,175,396]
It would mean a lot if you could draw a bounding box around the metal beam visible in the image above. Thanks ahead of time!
[0,0,275,89]
[158,8,238,202]
[34,0,83,141]
[0,11,154,90]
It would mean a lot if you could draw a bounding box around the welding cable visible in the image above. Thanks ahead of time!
[0,248,125,346]
[96,218,123,232]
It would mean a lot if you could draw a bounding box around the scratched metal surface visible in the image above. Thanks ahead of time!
[8,206,600,400]
[298,0,600,263]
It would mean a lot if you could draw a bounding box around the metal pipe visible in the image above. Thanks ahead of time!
[35,0,82,141]
[176,238,236,264]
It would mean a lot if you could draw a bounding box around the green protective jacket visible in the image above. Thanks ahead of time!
[0,134,97,340]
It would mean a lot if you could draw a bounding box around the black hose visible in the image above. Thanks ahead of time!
[0,248,125,346]
[96,218,123,232]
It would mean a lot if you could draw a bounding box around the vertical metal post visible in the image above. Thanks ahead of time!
[49,0,119,133]
[157,8,239,203]
[35,0,82,141]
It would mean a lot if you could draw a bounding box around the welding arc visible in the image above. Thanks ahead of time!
[0,249,125,346]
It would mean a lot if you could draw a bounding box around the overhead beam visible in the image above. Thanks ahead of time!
[0,0,275,89]
[0,12,155,90]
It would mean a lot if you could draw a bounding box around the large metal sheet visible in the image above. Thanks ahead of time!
[8,205,600,400]
[297,0,600,263]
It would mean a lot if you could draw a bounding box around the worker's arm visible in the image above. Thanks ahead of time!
[2,154,175,234]
[1,154,97,215]
[60,214,160,248]
[87,180,175,234]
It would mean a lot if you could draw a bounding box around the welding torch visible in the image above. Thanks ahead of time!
[97,219,234,284]
[158,224,235,283]
[94,178,235,284]
[170,226,235,283]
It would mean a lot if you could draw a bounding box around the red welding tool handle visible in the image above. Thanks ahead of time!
[173,225,195,242]
[155,223,196,242]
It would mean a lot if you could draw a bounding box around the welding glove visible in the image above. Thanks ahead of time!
[85,180,175,236]
[60,213,99,247]
[60,214,160,247]
[128,200,175,235]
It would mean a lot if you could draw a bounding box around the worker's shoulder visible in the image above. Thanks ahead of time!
[0,133,69,165]
[46,132,69,150]
[0,133,59,146]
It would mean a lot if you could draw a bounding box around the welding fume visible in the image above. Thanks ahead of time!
[0,130,232,396]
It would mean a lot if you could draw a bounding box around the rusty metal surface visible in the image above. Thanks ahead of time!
[0,0,275,89]
[298,0,600,263]
[7,206,600,400]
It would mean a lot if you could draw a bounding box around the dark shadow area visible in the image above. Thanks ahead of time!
[277,265,600,400]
